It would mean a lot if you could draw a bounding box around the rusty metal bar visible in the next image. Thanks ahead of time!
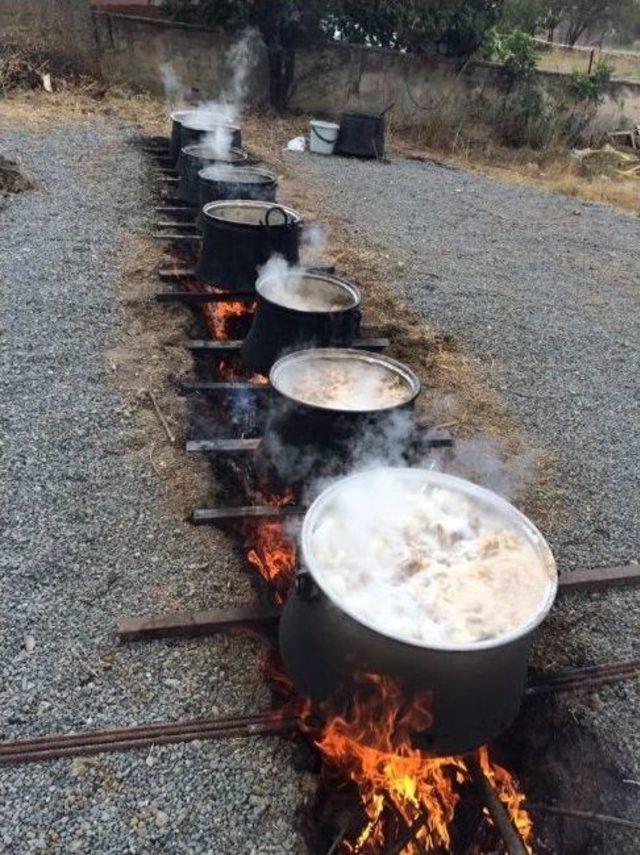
[187,337,390,353]
[192,505,304,526]
[156,291,255,305]
[558,563,640,592]
[0,712,297,765]
[118,604,280,642]
[186,438,261,453]
[181,381,268,394]
[158,267,196,281]
[153,233,202,242]
[526,658,640,697]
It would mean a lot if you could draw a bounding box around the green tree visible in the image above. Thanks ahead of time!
[160,0,504,110]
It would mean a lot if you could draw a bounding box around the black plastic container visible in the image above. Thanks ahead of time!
[198,165,277,208]
[195,201,303,290]
[335,111,385,159]
[241,271,362,375]
[177,144,248,205]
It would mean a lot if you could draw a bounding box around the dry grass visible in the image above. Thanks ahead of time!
[392,126,640,214]
[535,41,640,81]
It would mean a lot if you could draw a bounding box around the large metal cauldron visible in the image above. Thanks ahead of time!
[259,349,420,488]
[169,111,242,165]
[195,201,303,290]
[241,272,362,375]
[279,469,558,756]
[199,165,278,208]
[177,143,248,205]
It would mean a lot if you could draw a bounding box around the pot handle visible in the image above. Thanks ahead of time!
[296,569,320,602]
[264,205,290,229]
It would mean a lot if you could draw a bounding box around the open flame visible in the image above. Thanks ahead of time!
[201,293,253,341]
[303,674,534,854]
[247,488,297,605]
[176,254,532,855]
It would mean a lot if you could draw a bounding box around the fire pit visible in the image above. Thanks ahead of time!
[177,143,248,205]
[280,467,557,755]
[199,165,278,208]
[241,270,362,374]
[195,201,303,290]
[258,349,420,488]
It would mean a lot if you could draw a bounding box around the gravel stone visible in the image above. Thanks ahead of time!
[0,120,313,853]
[289,150,640,851]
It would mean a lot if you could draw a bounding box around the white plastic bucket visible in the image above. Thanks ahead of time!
[309,120,339,156]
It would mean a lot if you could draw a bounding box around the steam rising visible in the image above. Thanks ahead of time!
[160,29,261,158]
[308,469,555,647]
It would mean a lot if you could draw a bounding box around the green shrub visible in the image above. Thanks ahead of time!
[569,59,613,104]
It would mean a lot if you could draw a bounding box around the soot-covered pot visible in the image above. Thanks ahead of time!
[177,143,248,205]
[279,468,558,755]
[241,271,362,375]
[199,165,278,208]
[195,201,303,290]
[259,349,420,487]
[169,112,242,165]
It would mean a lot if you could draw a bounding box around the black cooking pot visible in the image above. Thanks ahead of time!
[195,201,303,290]
[335,111,385,159]
[169,111,242,166]
[199,165,277,208]
[279,468,558,756]
[177,143,248,205]
[258,349,420,488]
[169,110,191,165]
[241,272,362,375]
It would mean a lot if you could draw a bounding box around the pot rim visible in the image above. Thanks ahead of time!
[178,112,241,133]
[198,165,277,185]
[269,348,420,414]
[182,144,247,164]
[301,467,558,653]
[256,270,361,315]
[201,199,302,227]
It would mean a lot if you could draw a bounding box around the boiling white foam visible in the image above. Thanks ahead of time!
[309,471,554,646]
[278,358,409,410]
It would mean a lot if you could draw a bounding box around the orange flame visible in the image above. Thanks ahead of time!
[246,489,297,605]
[201,297,253,341]
[292,673,534,854]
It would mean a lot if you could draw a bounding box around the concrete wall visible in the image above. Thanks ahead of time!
[93,12,269,105]
[0,0,98,72]
[90,13,640,131]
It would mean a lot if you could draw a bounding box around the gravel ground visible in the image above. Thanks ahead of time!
[0,119,312,853]
[290,150,640,851]
[292,151,640,573]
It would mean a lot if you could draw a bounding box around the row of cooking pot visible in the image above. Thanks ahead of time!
[170,110,558,758]
[169,110,302,293]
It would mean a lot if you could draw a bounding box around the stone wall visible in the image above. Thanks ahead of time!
[0,0,98,72]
